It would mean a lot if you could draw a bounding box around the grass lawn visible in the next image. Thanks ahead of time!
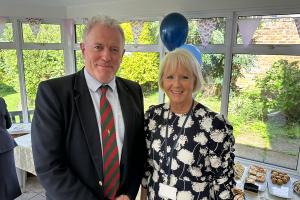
[2,93,21,111]
[144,91,159,111]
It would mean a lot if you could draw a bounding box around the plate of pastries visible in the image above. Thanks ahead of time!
[267,169,292,198]
[234,161,247,190]
[234,161,245,180]
[245,165,267,191]
[294,180,300,195]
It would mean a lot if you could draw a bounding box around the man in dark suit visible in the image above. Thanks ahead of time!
[0,97,22,200]
[31,15,146,200]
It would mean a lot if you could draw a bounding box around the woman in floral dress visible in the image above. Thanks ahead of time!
[140,49,235,200]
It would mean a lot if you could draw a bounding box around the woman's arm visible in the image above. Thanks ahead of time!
[208,114,236,199]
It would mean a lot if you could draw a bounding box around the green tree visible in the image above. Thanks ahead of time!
[257,60,300,123]
[23,50,64,106]
[119,22,159,93]
[119,52,159,93]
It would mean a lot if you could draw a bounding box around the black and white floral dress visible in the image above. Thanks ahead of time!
[142,102,235,200]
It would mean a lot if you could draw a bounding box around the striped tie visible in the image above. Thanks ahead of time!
[100,85,120,199]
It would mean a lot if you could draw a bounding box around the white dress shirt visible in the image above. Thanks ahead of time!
[84,68,125,161]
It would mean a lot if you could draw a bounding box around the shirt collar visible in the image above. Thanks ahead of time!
[84,68,116,92]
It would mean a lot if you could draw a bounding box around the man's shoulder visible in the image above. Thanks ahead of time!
[39,70,82,88]
[116,76,139,84]
[116,77,140,89]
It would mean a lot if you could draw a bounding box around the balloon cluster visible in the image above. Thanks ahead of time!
[160,12,202,65]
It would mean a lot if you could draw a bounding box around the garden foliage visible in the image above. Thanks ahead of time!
[257,60,300,123]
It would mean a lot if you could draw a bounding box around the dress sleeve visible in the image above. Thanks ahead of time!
[208,114,236,200]
[141,109,154,189]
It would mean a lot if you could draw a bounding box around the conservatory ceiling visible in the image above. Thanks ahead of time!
[0,0,300,19]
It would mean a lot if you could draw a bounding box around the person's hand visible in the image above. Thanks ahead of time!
[115,194,130,200]
[140,187,147,200]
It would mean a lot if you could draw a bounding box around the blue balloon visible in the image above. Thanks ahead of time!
[179,44,202,65]
[160,13,188,51]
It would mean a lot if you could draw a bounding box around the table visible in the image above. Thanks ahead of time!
[8,123,31,138]
[14,133,36,175]
[236,158,300,199]
[13,133,36,191]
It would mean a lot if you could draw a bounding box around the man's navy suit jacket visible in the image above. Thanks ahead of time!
[31,69,146,200]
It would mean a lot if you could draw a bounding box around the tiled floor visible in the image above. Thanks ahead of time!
[15,175,45,200]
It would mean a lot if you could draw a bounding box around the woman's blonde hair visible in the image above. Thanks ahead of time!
[159,48,204,93]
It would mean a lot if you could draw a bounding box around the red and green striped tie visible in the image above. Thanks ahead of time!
[100,85,120,199]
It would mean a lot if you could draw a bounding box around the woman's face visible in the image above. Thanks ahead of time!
[162,65,195,108]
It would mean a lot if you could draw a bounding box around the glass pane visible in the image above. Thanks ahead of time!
[194,53,224,112]
[0,23,13,42]
[23,50,64,111]
[75,50,84,71]
[229,54,300,169]
[0,50,22,123]
[187,18,226,45]
[75,24,85,43]
[118,52,159,110]
[121,21,159,45]
[22,23,61,43]
[237,14,300,45]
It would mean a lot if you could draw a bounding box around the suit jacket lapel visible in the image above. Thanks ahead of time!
[73,69,104,180]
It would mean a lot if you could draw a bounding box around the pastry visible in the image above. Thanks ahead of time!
[246,177,256,184]
[234,162,245,179]
[232,188,245,200]
[247,165,267,183]
[256,174,265,182]
[294,181,300,194]
[271,169,290,185]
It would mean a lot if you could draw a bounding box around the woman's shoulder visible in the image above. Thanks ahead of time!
[193,102,217,118]
[145,103,167,119]
[194,102,232,128]
[146,103,166,113]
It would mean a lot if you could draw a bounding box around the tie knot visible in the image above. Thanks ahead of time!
[100,85,109,95]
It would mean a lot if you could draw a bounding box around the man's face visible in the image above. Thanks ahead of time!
[80,23,125,83]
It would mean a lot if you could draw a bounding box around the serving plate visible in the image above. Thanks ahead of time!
[293,180,300,196]
[267,175,292,199]
[235,166,268,192]
[235,165,248,189]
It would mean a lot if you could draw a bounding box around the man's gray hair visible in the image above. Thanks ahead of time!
[82,15,125,44]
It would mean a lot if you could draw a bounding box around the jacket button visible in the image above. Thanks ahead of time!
[99,181,102,186]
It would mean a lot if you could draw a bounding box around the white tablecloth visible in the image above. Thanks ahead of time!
[8,123,31,135]
[14,133,36,175]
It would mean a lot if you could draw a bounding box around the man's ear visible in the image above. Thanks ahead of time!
[80,43,85,55]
